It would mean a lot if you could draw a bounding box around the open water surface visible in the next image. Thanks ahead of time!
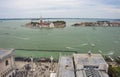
[0,18,120,57]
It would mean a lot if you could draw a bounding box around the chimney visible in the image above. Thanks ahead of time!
[88,51,92,57]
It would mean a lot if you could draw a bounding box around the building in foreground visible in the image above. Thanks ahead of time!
[0,49,15,77]
[0,49,109,77]
[57,52,109,77]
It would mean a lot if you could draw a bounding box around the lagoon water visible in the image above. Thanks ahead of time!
[0,18,120,57]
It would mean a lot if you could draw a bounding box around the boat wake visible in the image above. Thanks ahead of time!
[107,51,115,55]
[91,44,95,47]
[98,50,102,53]
[81,43,96,47]
[114,41,119,44]
[14,36,29,40]
[81,43,88,46]
[66,47,75,50]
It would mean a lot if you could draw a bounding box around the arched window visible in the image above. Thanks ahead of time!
[12,73,15,77]
[5,60,9,66]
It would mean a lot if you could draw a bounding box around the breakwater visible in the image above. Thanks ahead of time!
[15,49,78,53]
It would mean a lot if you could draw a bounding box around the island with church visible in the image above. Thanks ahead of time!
[23,17,66,29]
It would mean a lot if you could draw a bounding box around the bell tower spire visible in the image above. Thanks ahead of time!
[40,16,43,26]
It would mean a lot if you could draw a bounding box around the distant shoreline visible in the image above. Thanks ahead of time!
[0,18,120,20]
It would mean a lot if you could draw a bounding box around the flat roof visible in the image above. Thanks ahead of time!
[0,49,14,60]
[73,54,107,66]
[58,54,109,77]
[58,56,75,77]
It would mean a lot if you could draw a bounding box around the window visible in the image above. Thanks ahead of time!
[12,73,15,77]
[5,60,9,66]
[9,75,11,77]
[84,65,99,69]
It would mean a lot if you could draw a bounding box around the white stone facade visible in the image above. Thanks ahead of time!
[0,49,15,77]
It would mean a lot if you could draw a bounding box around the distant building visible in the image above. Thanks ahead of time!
[39,17,54,28]
[110,22,120,27]
[0,49,15,77]
[25,17,66,28]
[57,53,109,77]
[72,21,120,27]
[97,21,110,26]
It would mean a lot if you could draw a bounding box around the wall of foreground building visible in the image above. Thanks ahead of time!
[0,49,15,77]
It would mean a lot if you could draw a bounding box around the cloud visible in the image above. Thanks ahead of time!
[0,0,120,18]
[97,0,120,6]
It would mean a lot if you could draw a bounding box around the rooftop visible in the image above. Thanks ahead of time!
[73,53,107,66]
[0,49,14,60]
[58,56,75,77]
[58,54,109,77]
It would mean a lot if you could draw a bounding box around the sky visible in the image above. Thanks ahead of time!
[0,0,120,18]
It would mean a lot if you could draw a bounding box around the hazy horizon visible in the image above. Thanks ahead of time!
[0,17,120,20]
